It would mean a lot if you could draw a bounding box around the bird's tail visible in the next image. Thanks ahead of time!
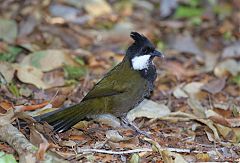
[34,103,91,132]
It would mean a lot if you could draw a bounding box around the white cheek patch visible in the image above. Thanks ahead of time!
[131,55,151,70]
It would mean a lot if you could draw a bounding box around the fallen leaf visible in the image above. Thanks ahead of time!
[0,43,24,62]
[49,4,91,25]
[37,142,50,160]
[73,120,90,130]
[63,65,86,80]
[222,41,240,59]
[173,84,188,98]
[59,140,76,147]
[169,33,204,62]
[215,124,240,143]
[20,49,77,72]
[0,151,17,163]
[160,0,178,18]
[187,97,206,118]
[14,101,49,112]
[183,82,204,96]
[0,109,14,126]
[129,153,140,163]
[69,134,87,141]
[0,61,15,83]
[214,59,240,77]
[0,19,17,42]
[201,77,226,94]
[93,114,121,128]
[174,6,204,19]
[43,70,65,88]
[15,65,49,89]
[205,130,215,142]
[206,110,240,128]
[27,105,56,117]
[226,118,240,127]
[127,99,170,122]
[19,86,33,97]
[0,101,13,114]
[19,14,39,36]
[205,110,230,127]
[106,130,126,142]
[84,0,112,17]
[196,153,210,162]
[161,150,187,163]
[203,51,219,72]
[164,61,194,80]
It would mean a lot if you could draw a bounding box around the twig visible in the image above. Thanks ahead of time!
[77,147,202,155]
[77,148,152,155]
[0,123,68,163]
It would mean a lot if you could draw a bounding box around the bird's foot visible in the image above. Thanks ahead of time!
[121,117,152,138]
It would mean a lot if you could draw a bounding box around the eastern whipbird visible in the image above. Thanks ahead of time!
[35,32,164,133]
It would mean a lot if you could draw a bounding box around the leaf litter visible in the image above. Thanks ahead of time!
[0,0,240,162]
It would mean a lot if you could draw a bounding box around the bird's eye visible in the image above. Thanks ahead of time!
[142,47,152,54]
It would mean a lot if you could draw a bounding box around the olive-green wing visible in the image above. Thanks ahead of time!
[82,63,127,101]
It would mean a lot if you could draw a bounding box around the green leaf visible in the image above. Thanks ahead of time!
[174,6,203,19]
[0,151,17,163]
[156,41,166,51]
[232,104,239,117]
[64,65,86,80]
[30,51,46,68]
[190,17,202,25]
[129,153,140,163]
[223,31,233,41]
[7,82,20,97]
[232,74,240,85]
[213,3,232,19]
[0,46,23,62]
[75,57,85,66]
[189,0,201,7]
[0,19,17,42]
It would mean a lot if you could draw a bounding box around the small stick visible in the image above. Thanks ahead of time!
[77,147,201,155]
[77,148,152,155]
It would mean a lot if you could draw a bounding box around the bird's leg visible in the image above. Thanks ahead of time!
[120,117,151,138]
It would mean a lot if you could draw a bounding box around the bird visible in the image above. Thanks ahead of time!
[35,32,164,133]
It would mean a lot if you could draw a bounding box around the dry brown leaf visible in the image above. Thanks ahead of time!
[214,59,240,77]
[20,49,78,72]
[15,65,49,89]
[164,61,195,80]
[173,84,188,99]
[93,114,121,128]
[84,0,112,17]
[196,153,210,162]
[0,61,15,83]
[187,97,206,118]
[14,101,49,112]
[201,77,226,94]
[215,124,240,143]
[0,101,13,114]
[161,150,187,163]
[69,134,87,141]
[222,41,240,59]
[127,99,170,122]
[183,82,204,96]
[106,130,127,142]
[169,33,204,62]
[206,110,240,127]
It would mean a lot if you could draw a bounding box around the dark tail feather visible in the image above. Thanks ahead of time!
[34,103,91,132]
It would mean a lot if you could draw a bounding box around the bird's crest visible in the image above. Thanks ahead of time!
[130,32,152,46]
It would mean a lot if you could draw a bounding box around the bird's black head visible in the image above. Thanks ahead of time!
[125,32,163,71]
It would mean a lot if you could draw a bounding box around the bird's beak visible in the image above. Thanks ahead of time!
[151,50,164,58]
